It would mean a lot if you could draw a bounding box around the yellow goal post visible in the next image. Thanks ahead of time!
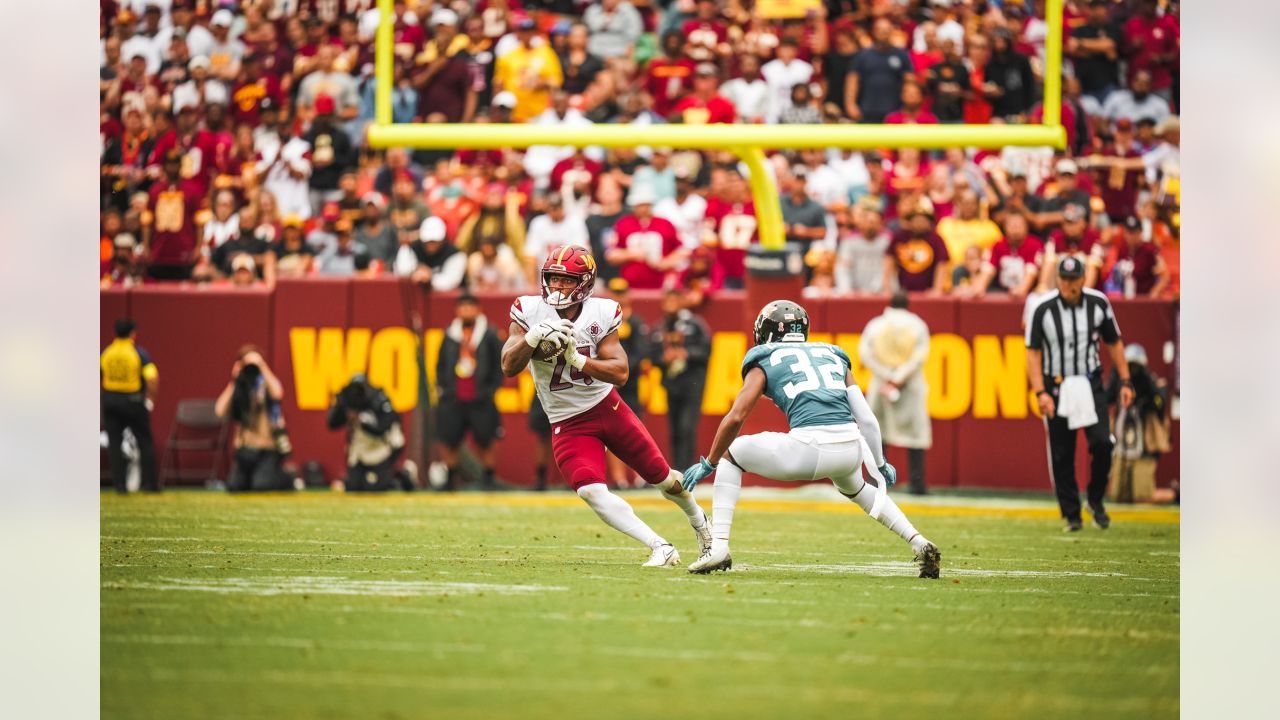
[365,0,1066,250]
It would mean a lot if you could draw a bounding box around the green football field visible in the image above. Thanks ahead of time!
[101,492,1179,719]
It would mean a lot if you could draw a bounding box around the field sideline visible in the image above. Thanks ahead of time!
[101,491,1179,719]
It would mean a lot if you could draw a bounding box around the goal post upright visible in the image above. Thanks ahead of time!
[367,0,1066,250]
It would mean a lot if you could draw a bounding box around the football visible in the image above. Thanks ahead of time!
[532,337,566,362]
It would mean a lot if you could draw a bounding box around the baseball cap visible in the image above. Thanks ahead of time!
[171,85,200,113]
[1008,167,1028,179]
[431,8,459,26]
[232,254,256,272]
[362,192,387,209]
[321,202,341,222]
[420,216,447,242]
[282,214,304,228]
[314,93,336,115]
[188,55,212,72]
[335,218,354,233]
[1055,158,1078,175]
[1057,255,1085,279]
[211,9,234,28]
[515,17,537,31]
[695,63,719,77]
[114,233,138,250]
[907,196,935,218]
[1156,116,1180,135]
[1114,117,1134,132]
[627,184,657,206]
[607,278,631,294]
[1063,204,1087,223]
[492,91,517,109]
[1123,215,1142,231]
[457,290,479,305]
[545,194,564,208]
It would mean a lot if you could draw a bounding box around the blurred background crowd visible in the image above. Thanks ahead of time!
[99,0,1180,301]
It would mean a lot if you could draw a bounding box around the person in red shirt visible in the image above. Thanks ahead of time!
[643,31,695,119]
[1083,117,1146,221]
[606,185,683,290]
[549,150,603,198]
[962,33,994,125]
[703,169,757,289]
[231,53,285,128]
[681,0,730,62]
[884,82,938,125]
[974,213,1044,298]
[1123,0,1179,99]
[145,150,204,280]
[885,198,949,294]
[1109,215,1170,297]
[148,95,221,200]
[671,63,737,124]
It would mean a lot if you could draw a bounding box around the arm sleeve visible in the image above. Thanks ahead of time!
[430,252,468,291]
[847,384,885,467]
[326,398,347,430]
[138,347,159,380]
[510,298,530,330]
[1026,301,1045,349]
[684,318,713,364]
[1099,297,1122,343]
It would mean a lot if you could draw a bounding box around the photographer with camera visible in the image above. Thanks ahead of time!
[214,346,292,492]
[327,374,410,492]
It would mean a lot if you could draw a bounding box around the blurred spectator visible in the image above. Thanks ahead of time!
[846,18,913,123]
[654,170,708,250]
[585,177,627,281]
[884,82,937,125]
[643,31,694,119]
[467,240,527,293]
[778,83,823,125]
[835,198,891,295]
[101,233,146,288]
[231,52,285,127]
[1123,0,1180,103]
[925,39,970,124]
[983,29,1035,120]
[974,213,1044,298]
[1069,0,1122,104]
[780,169,828,248]
[1043,205,1102,289]
[305,95,356,215]
[213,211,275,282]
[256,113,312,219]
[654,289,711,470]
[204,9,245,82]
[457,183,525,254]
[327,374,409,492]
[950,245,986,296]
[559,22,605,96]
[100,101,155,212]
[671,63,736,124]
[272,215,316,277]
[297,45,360,121]
[1106,343,1171,503]
[392,216,467,290]
[202,189,240,255]
[584,0,643,60]
[608,184,683,289]
[145,148,202,280]
[885,198,948,294]
[763,39,813,124]
[1084,118,1146,221]
[1029,159,1092,234]
[703,168,756,289]
[1108,215,1169,298]
[524,195,589,281]
[354,192,396,262]
[721,54,769,124]
[1144,117,1180,207]
[859,292,932,495]
[101,317,159,494]
[316,218,371,276]
[228,253,262,287]
[414,9,478,124]
[493,18,563,122]
[937,188,1002,272]
[435,292,505,491]
[1100,70,1171,126]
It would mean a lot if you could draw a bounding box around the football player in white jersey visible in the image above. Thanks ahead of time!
[500,244,712,567]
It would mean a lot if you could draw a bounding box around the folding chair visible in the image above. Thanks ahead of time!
[160,399,229,487]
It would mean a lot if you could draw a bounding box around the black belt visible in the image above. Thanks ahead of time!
[103,390,145,402]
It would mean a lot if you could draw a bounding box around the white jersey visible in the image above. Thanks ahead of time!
[510,295,624,423]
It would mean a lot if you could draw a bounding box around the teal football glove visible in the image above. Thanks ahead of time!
[681,457,716,491]
[877,461,897,488]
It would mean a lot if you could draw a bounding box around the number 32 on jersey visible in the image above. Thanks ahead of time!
[770,347,845,399]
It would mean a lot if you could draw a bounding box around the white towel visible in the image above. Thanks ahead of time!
[1056,376,1098,430]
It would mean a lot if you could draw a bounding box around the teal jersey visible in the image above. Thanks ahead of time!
[742,341,854,429]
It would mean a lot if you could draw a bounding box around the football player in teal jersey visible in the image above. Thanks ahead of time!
[679,300,941,577]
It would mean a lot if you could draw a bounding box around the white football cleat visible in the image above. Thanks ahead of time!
[688,546,732,574]
[642,543,680,568]
[693,508,713,556]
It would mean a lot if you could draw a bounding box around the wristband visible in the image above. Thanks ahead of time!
[566,350,587,371]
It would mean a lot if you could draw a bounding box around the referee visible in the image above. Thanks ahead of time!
[1026,257,1134,531]
[100,317,159,493]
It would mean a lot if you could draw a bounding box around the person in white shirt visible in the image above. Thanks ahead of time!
[720,55,770,124]
[202,190,241,256]
[203,9,245,83]
[523,195,590,283]
[524,91,599,190]
[760,39,813,124]
[654,172,709,250]
[1101,70,1172,126]
[828,149,872,204]
[256,116,313,220]
[798,149,848,210]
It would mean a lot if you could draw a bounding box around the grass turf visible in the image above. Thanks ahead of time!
[101,492,1178,720]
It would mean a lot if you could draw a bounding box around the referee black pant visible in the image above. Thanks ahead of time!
[102,391,158,493]
[1044,375,1113,521]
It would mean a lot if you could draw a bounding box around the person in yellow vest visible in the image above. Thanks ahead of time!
[100,318,159,493]
[492,18,564,122]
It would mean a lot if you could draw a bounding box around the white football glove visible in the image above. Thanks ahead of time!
[563,342,587,371]
[524,320,563,349]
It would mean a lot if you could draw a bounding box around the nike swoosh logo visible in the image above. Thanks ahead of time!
[612,401,620,411]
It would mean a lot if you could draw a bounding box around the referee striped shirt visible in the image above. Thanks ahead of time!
[1025,288,1122,378]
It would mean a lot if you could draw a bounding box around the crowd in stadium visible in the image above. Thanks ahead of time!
[99,0,1180,301]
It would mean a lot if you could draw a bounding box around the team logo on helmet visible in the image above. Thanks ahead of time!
[753,300,810,345]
